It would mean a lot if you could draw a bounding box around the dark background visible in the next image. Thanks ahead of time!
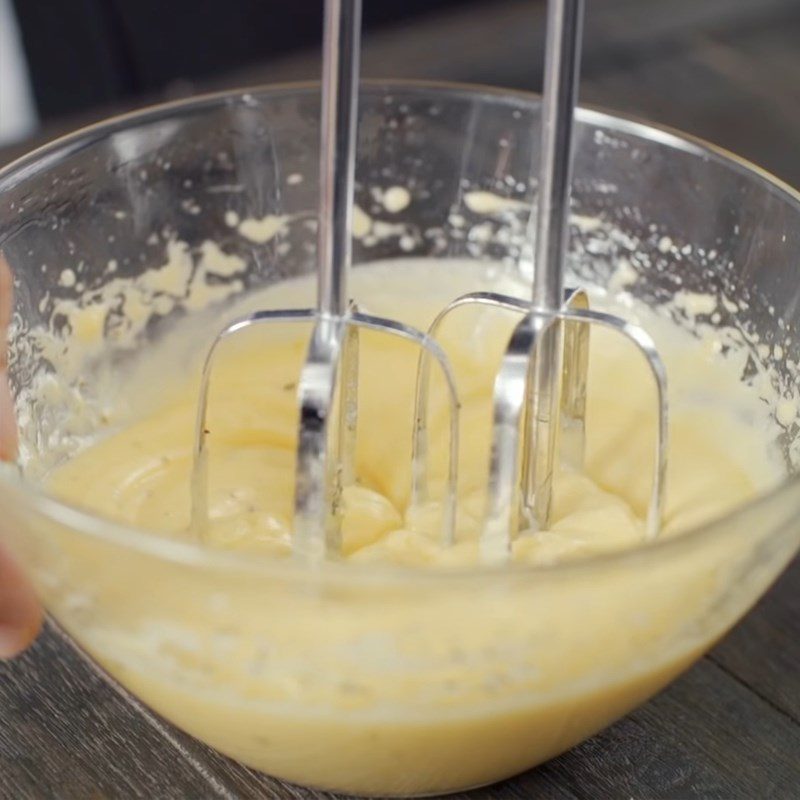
[14,0,463,119]
[7,0,800,188]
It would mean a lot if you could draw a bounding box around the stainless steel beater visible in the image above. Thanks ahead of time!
[191,0,460,561]
[412,0,668,563]
[192,0,668,565]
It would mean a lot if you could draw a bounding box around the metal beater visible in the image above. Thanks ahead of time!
[192,0,668,565]
[192,0,460,562]
[411,0,668,563]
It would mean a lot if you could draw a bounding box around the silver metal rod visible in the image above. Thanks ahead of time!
[522,0,585,529]
[291,0,362,560]
[533,0,584,311]
[317,0,361,317]
[190,308,317,536]
[483,305,668,562]
[294,314,348,560]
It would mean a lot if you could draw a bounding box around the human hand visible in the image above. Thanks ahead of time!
[0,256,42,657]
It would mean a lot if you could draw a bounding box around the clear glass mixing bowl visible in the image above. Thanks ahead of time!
[0,82,799,797]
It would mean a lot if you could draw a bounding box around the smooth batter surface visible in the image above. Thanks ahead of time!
[39,259,783,795]
[48,259,777,564]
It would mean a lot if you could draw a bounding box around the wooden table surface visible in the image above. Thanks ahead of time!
[1,1,799,797]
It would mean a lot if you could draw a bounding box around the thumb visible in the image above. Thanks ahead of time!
[0,369,17,462]
[0,254,18,461]
[0,254,42,657]
[0,542,42,658]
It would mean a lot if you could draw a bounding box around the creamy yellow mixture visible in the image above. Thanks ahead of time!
[39,259,782,795]
[48,260,776,563]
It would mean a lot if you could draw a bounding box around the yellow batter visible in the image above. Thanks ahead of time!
[48,260,775,563]
[37,258,783,795]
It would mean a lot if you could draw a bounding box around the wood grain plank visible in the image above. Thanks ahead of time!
[0,625,231,799]
[2,605,799,800]
[709,558,800,723]
[0,624,334,800]
[508,654,800,800]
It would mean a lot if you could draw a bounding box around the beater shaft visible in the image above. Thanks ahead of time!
[532,0,583,312]
[316,0,361,316]
[293,0,363,559]
[522,0,585,530]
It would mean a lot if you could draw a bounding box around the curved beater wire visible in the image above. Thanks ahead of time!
[412,0,668,562]
[190,0,461,560]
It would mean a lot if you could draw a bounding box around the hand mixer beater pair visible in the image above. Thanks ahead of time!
[192,0,668,564]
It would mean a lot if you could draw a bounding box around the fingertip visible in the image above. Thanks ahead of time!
[0,369,18,462]
[0,546,42,659]
[0,252,12,331]
[0,610,42,660]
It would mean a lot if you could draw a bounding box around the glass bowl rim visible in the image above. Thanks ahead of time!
[1,78,799,586]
